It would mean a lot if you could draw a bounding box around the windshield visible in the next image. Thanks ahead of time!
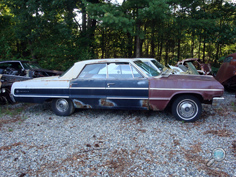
[134,61,160,77]
[151,60,164,71]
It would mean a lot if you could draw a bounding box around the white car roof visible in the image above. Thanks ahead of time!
[60,58,143,79]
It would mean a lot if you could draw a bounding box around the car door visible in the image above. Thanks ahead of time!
[104,62,149,110]
[69,63,107,109]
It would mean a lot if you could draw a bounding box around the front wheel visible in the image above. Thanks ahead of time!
[52,98,75,116]
[171,95,202,122]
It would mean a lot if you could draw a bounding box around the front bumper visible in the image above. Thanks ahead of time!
[212,97,224,108]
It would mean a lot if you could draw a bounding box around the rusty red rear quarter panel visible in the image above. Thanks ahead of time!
[149,75,224,111]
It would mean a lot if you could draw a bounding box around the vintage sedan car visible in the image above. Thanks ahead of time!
[11,58,224,122]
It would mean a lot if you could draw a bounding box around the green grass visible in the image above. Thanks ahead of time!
[231,101,236,112]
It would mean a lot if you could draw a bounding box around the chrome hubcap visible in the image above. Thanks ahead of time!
[56,99,69,112]
[177,99,198,120]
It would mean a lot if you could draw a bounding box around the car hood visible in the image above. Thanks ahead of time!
[150,74,224,90]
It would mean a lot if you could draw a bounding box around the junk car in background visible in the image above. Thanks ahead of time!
[215,53,236,90]
[176,58,212,75]
[140,58,211,75]
[0,60,63,104]
[11,58,224,122]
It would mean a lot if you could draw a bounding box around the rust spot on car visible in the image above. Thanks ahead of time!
[99,99,116,107]
[149,104,160,111]
[73,99,92,108]
[140,99,149,109]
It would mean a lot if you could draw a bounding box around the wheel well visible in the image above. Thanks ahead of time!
[167,93,203,108]
[45,98,53,102]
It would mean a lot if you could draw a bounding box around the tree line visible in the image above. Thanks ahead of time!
[0,0,236,71]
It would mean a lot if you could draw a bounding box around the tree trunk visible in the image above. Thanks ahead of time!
[81,3,87,34]
[165,41,169,66]
[191,32,195,58]
[177,38,181,61]
[127,33,133,58]
[135,36,140,58]
[203,37,206,63]
[198,35,201,59]
[150,21,155,58]
[101,29,105,58]
[159,36,163,62]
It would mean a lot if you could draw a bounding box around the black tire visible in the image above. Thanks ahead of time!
[52,98,75,116]
[171,95,202,122]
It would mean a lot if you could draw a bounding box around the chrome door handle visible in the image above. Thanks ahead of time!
[107,83,115,87]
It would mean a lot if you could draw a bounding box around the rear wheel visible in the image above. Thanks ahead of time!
[52,98,75,116]
[172,95,202,122]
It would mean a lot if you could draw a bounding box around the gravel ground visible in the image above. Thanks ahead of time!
[0,92,236,177]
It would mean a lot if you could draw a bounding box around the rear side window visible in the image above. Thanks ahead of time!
[78,64,107,78]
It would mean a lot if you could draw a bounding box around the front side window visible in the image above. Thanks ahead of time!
[108,63,133,79]
[78,63,107,78]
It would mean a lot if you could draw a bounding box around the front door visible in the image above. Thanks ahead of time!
[105,63,149,110]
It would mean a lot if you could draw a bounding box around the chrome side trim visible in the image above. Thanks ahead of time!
[107,97,148,100]
[149,97,170,101]
[70,87,105,89]
[70,87,148,90]
[14,87,69,89]
[150,88,223,91]
[13,95,69,98]
[106,87,148,90]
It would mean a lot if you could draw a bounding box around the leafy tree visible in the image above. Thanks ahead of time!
[0,0,236,70]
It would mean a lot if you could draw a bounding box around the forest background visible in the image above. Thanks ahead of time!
[0,0,236,72]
